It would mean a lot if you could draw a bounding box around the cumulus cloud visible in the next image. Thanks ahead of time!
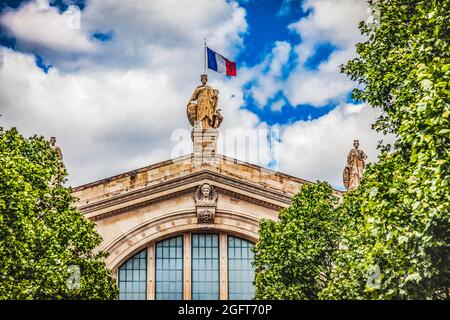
[0,0,250,186]
[288,0,367,61]
[285,48,355,106]
[246,0,369,108]
[279,103,390,189]
[270,99,285,112]
[249,41,291,107]
[0,0,387,192]
[283,0,369,107]
[0,0,97,55]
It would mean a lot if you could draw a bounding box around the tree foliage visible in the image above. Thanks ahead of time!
[253,182,341,299]
[255,0,449,299]
[323,0,449,300]
[0,126,118,299]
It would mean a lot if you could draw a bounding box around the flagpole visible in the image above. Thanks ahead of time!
[203,37,207,75]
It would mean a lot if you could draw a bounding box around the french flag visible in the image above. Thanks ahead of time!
[207,47,236,76]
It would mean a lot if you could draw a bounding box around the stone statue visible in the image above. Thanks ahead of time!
[343,140,368,190]
[50,137,63,161]
[187,74,223,129]
[194,183,218,224]
[50,136,65,171]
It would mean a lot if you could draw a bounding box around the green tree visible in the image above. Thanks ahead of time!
[253,182,341,299]
[322,0,449,299]
[0,126,118,299]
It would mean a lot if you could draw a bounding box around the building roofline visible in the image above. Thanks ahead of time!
[71,153,343,195]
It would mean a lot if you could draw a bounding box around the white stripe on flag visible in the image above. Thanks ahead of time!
[215,54,226,74]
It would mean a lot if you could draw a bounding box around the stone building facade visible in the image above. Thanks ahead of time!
[72,77,344,300]
[73,153,336,299]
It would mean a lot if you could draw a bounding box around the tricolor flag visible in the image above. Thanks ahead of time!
[206,47,236,76]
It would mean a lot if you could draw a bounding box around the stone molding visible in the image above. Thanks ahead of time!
[89,187,196,221]
[80,170,288,221]
[71,153,318,193]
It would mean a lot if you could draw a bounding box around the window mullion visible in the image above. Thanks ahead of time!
[183,233,192,300]
[220,232,228,300]
[147,244,155,300]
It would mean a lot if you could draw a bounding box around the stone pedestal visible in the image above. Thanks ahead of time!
[192,121,219,167]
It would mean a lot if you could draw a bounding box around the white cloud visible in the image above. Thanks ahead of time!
[283,0,368,107]
[279,103,391,190]
[0,0,250,186]
[248,41,291,107]
[0,1,97,54]
[285,48,355,106]
[270,99,285,112]
[0,0,388,192]
[288,0,368,61]
[246,0,369,108]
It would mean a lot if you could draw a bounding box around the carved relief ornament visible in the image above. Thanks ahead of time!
[194,183,218,224]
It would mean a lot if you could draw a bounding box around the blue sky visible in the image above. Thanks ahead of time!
[0,0,385,189]
[235,0,340,124]
[236,0,306,65]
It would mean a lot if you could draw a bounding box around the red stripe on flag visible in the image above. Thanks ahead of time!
[225,59,236,76]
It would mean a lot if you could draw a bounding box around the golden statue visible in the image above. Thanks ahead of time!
[343,140,368,190]
[187,74,223,129]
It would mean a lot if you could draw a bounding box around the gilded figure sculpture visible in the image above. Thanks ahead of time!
[187,74,223,129]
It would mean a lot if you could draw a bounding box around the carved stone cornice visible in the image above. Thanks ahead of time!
[215,187,283,211]
[79,170,291,215]
[89,187,196,222]
[80,170,289,222]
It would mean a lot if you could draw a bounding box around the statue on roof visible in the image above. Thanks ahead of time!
[187,74,223,129]
[343,140,367,190]
[50,136,65,172]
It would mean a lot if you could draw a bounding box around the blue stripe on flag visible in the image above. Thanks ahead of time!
[207,47,218,72]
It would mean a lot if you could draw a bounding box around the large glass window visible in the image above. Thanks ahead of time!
[155,235,183,300]
[228,236,255,300]
[118,249,147,300]
[191,233,220,300]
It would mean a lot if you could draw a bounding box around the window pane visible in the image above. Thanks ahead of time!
[118,248,147,300]
[191,233,219,300]
[155,235,183,300]
[228,236,255,300]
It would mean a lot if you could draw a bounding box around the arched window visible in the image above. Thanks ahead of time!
[228,236,255,300]
[191,233,220,300]
[118,249,147,300]
[116,232,255,300]
[155,235,183,300]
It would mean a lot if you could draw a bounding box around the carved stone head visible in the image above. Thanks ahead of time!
[201,184,211,197]
[194,183,218,205]
[50,136,56,146]
[353,140,360,149]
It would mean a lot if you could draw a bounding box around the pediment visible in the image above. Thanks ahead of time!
[72,153,342,222]
[77,170,290,222]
